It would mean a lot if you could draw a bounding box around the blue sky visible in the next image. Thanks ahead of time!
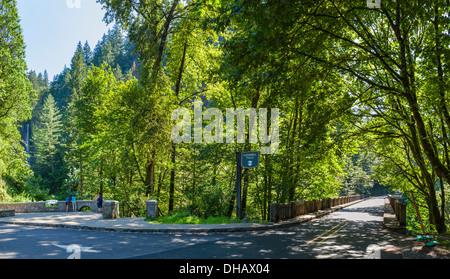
[17,0,113,81]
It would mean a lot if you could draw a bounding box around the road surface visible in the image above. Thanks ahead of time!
[0,197,403,259]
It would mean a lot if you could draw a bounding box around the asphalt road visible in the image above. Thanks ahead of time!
[0,197,402,260]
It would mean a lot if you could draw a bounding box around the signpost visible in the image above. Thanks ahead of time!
[241,151,260,169]
[236,152,242,220]
[236,151,260,219]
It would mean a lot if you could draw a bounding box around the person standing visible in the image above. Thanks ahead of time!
[96,193,103,213]
[72,195,77,212]
[66,195,71,212]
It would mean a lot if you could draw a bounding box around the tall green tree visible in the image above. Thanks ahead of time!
[68,41,89,102]
[98,0,224,213]
[243,0,450,232]
[20,0,449,227]
[83,41,93,66]
[212,0,359,217]
[0,0,36,189]
[63,41,89,196]
[32,94,63,194]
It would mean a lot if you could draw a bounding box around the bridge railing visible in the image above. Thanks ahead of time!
[0,201,63,213]
[387,195,406,226]
[269,194,369,223]
[0,200,119,219]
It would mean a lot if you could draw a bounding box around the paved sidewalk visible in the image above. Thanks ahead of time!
[0,200,366,233]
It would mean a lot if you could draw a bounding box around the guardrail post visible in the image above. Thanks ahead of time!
[146,200,159,219]
[103,200,119,219]
[270,203,279,223]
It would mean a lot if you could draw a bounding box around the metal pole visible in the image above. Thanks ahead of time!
[236,152,242,220]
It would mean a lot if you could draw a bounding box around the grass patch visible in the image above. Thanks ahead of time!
[145,212,242,225]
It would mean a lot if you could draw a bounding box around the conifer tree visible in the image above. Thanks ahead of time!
[83,41,93,66]
[63,41,89,197]
[32,94,63,193]
[69,41,88,102]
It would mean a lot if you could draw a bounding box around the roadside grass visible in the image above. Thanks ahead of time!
[145,211,243,225]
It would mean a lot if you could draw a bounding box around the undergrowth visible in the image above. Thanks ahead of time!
[145,211,243,224]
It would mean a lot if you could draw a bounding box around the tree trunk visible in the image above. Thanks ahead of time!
[99,164,104,196]
[169,142,176,212]
[175,42,188,99]
[168,38,188,212]
[226,167,237,218]
[241,85,260,217]
[79,160,84,197]
[149,0,180,89]
[145,149,156,197]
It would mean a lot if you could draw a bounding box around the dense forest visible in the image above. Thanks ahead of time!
[1,0,449,233]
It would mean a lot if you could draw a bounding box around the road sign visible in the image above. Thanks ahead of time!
[236,152,242,219]
[241,151,260,169]
[236,151,260,219]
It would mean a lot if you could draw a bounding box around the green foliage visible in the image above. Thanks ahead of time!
[147,211,242,225]
[0,179,10,201]
[4,191,35,203]
[0,0,36,191]
[341,144,384,196]
[6,0,449,234]
[406,192,436,235]
[22,175,51,201]
[31,94,65,194]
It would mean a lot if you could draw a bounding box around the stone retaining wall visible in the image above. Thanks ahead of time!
[0,210,15,218]
[0,202,54,213]
[0,200,119,219]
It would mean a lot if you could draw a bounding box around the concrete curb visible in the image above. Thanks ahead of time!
[0,199,368,234]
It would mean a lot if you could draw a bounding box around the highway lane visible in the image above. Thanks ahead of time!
[133,197,403,259]
[0,197,404,259]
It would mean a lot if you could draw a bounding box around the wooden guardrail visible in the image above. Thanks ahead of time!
[388,195,406,226]
[270,194,369,223]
